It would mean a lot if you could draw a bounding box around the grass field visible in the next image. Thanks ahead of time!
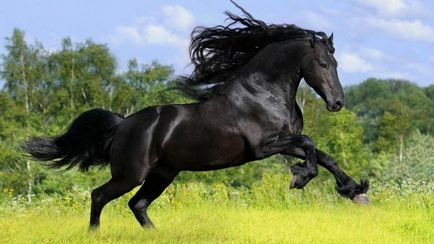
[1,178,433,244]
[1,202,433,243]
[1,175,433,243]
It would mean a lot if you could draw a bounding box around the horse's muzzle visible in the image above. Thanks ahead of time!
[326,99,344,112]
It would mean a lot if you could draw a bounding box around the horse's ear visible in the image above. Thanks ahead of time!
[310,34,316,48]
[328,33,334,45]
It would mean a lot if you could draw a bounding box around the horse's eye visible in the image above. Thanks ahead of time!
[320,63,328,69]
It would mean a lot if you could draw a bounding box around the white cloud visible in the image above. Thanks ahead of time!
[303,10,332,30]
[113,26,142,44]
[107,4,194,72]
[162,5,194,30]
[376,71,409,80]
[338,52,374,73]
[109,4,193,49]
[406,62,434,75]
[359,48,385,60]
[110,24,188,48]
[356,0,406,16]
[143,24,188,47]
[364,17,434,42]
[354,0,424,17]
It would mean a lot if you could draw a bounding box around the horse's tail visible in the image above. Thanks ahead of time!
[21,108,124,172]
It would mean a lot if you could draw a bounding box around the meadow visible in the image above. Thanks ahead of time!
[1,174,433,243]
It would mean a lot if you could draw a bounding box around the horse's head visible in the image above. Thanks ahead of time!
[300,33,344,112]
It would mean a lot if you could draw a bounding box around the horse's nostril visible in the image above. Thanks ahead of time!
[334,100,343,109]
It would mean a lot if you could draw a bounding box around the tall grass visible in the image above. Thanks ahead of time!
[1,173,433,243]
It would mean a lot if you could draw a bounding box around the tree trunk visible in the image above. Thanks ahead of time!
[399,134,404,163]
[20,52,32,204]
[27,160,32,203]
[81,87,87,103]
[70,57,75,110]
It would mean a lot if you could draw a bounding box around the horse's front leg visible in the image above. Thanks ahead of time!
[260,134,318,189]
[284,147,369,204]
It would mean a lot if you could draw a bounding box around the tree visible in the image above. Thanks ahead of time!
[345,78,434,148]
[383,130,434,182]
[114,59,181,115]
[1,29,49,202]
[376,100,412,162]
[425,84,434,101]
[48,37,79,111]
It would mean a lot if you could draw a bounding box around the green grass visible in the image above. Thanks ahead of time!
[2,176,433,243]
[1,201,433,243]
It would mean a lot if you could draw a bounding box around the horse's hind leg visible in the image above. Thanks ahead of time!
[90,175,144,228]
[128,166,178,228]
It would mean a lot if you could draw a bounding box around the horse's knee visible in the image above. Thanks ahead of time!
[128,198,149,212]
[129,177,145,189]
[299,135,315,150]
[309,166,318,177]
[91,188,104,207]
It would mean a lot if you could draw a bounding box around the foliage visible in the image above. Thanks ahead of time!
[378,130,434,183]
[345,78,434,141]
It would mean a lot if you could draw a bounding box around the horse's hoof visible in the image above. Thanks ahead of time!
[352,194,370,205]
[290,175,299,189]
[88,225,99,232]
[143,224,156,230]
[290,175,306,189]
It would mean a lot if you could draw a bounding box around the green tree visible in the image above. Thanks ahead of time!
[382,130,434,182]
[376,100,412,161]
[0,29,51,202]
[345,78,433,148]
[425,84,434,101]
[48,37,80,112]
[114,59,182,115]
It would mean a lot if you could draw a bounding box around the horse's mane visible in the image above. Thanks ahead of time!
[176,0,331,101]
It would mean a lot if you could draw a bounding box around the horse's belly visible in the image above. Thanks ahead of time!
[161,132,247,171]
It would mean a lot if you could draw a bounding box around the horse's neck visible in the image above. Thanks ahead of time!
[223,40,306,114]
[224,71,301,115]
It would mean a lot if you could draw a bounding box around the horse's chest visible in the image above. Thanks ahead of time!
[264,108,302,135]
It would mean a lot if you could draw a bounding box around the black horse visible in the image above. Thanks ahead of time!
[23,2,369,229]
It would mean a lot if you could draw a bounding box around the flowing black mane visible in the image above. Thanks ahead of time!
[177,0,332,101]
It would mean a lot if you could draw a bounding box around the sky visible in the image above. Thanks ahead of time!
[1,0,434,87]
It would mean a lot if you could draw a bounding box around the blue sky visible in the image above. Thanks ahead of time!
[1,0,434,87]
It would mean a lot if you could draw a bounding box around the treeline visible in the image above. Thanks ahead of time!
[0,29,433,202]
